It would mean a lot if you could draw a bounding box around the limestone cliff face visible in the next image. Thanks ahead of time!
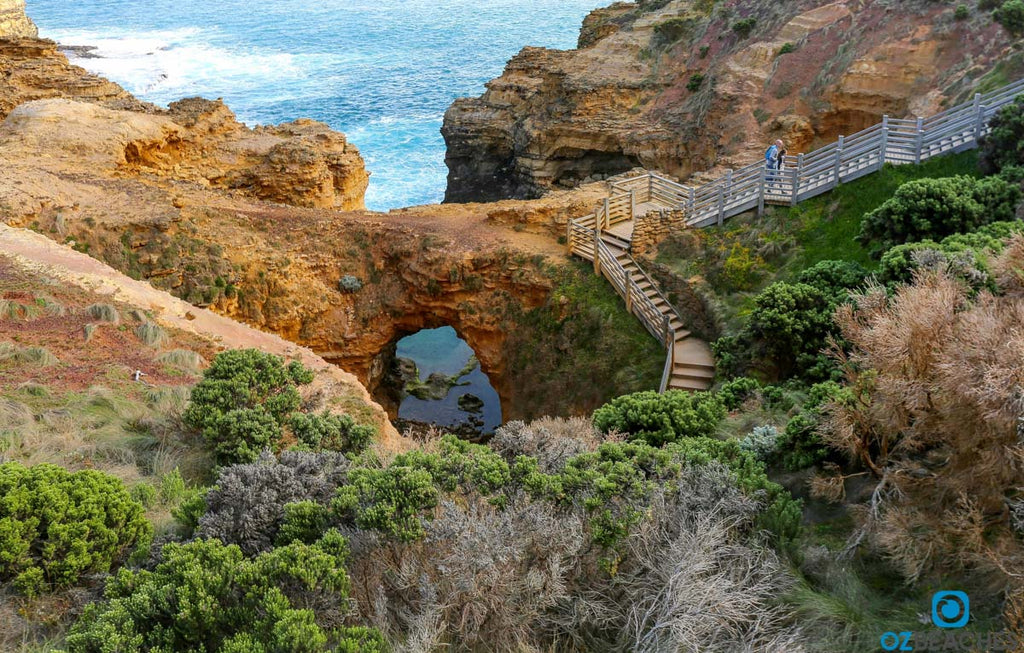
[443,0,1019,201]
[0,0,36,39]
[0,37,368,210]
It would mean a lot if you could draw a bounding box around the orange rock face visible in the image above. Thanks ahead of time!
[443,0,1019,200]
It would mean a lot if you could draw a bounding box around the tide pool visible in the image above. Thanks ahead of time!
[26,0,601,210]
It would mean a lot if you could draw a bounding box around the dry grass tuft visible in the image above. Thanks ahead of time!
[0,343,59,367]
[86,303,119,324]
[135,323,168,348]
[156,349,204,374]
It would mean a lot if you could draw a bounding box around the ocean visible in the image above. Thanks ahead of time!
[26,0,600,211]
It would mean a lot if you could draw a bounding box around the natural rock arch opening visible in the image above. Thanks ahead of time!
[371,326,502,438]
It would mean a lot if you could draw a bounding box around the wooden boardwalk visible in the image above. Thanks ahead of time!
[567,77,1024,393]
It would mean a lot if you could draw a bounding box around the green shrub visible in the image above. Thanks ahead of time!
[592,390,726,446]
[718,376,760,410]
[796,259,869,304]
[63,533,386,653]
[687,73,706,92]
[739,425,779,462]
[954,3,970,19]
[778,42,795,55]
[747,282,834,380]
[995,0,1024,35]
[731,17,756,39]
[777,381,847,471]
[183,349,314,464]
[209,408,282,464]
[654,16,699,46]
[856,175,1021,256]
[0,462,150,596]
[699,44,710,58]
[277,500,330,545]
[720,242,763,291]
[980,94,1024,174]
[333,465,439,543]
[288,411,374,455]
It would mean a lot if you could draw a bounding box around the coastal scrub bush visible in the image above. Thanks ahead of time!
[778,42,795,55]
[994,0,1024,35]
[718,376,760,410]
[856,175,1021,256]
[739,425,780,462]
[686,72,706,92]
[337,274,363,293]
[62,533,386,653]
[777,380,847,471]
[196,451,350,554]
[747,282,834,379]
[0,462,150,596]
[654,16,699,46]
[980,94,1024,174]
[592,390,726,446]
[731,17,756,38]
[333,465,439,543]
[182,349,314,464]
[796,259,869,304]
[954,3,969,19]
[288,411,374,455]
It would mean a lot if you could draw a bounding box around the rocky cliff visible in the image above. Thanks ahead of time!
[0,36,369,210]
[0,0,35,39]
[443,0,1020,201]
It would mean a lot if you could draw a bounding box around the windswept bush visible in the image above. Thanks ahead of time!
[63,533,386,653]
[981,94,1024,174]
[592,390,725,446]
[0,462,150,596]
[819,272,1024,606]
[196,451,351,554]
[288,411,374,455]
[857,175,1021,256]
[183,349,314,464]
[746,281,835,380]
[796,259,869,304]
[994,0,1024,36]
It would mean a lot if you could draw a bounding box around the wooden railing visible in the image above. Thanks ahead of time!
[567,76,1024,392]
[600,78,1024,230]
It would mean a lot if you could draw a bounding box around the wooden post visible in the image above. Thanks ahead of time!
[717,182,725,226]
[974,98,987,144]
[790,154,803,206]
[662,314,672,348]
[972,93,983,143]
[630,190,636,220]
[833,135,844,185]
[602,198,610,230]
[566,220,573,255]
[593,228,601,275]
[878,115,889,170]
[914,117,924,164]
[757,162,766,218]
[625,276,634,314]
[648,173,654,204]
[725,169,734,202]
[688,186,695,216]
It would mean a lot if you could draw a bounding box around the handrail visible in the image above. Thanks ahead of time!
[568,76,1024,393]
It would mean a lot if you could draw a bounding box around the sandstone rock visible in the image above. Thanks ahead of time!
[443,0,1018,201]
[0,0,36,39]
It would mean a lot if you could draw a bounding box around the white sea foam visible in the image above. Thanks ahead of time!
[45,27,303,109]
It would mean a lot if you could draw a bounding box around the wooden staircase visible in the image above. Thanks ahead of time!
[600,234,715,392]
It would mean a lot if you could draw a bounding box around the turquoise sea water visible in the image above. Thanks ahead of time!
[26,0,600,211]
[396,327,501,433]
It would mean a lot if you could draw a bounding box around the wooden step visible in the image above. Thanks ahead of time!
[668,377,712,391]
[672,364,715,380]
